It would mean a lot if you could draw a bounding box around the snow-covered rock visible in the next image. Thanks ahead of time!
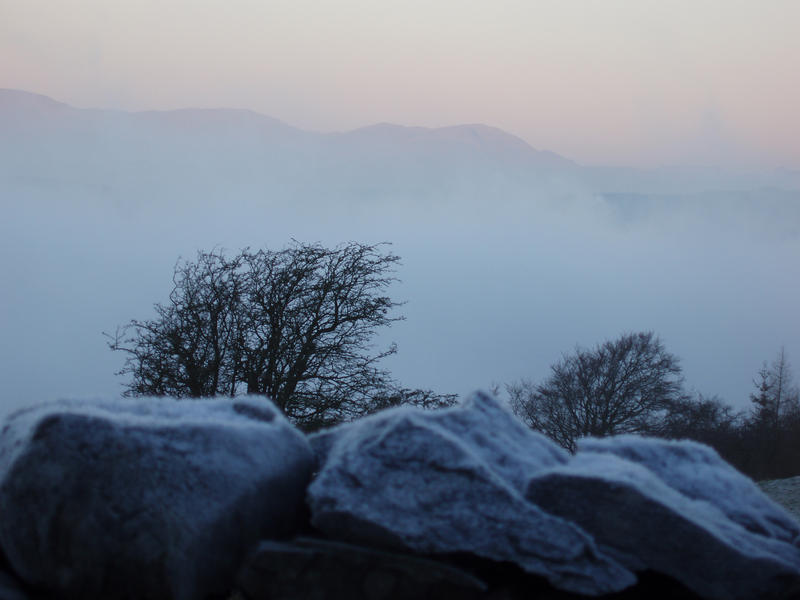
[307,392,635,596]
[0,396,313,600]
[526,439,800,599]
[759,476,800,523]
[578,436,800,546]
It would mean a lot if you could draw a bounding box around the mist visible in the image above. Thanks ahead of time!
[1,90,799,416]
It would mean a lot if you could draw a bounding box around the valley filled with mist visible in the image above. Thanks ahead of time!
[2,88,799,415]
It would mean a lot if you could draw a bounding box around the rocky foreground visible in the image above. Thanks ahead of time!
[0,393,797,600]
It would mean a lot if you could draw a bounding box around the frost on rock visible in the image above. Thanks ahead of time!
[527,443,800,600]
[311,390,569,490]
[578,435,800,546]
[426,390,570,493]
[307,392,635,596]
[0,396,314,600]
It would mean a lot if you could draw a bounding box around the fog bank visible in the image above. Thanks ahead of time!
[2,90,798,416]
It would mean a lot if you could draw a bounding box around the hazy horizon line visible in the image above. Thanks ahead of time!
[6,87,799,174]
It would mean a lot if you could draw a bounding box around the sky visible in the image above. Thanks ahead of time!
[1,1,799,418]
[2,0,799,169]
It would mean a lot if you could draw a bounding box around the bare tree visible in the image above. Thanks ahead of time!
[108,241,452,428]
[508,332,685,452]
[108,251,244,398]
[660,394,742,441]
[365,388,459,414]
[744,348,800,478]
[750,347,800,431]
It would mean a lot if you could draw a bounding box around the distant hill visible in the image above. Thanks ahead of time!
[330,122,573,169]
[1,87,797,218]
[0,88,573,179]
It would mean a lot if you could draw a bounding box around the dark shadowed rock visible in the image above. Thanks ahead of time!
[308,427,339,473]
[0,570,30,600]
[236,537,487,600]
[0,397,314,600]
[526,442,800,600]
[307,392,635,596]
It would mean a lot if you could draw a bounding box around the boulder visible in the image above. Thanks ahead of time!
[578,435,800,546]
[0,570,30,600]
[236,537,488,600]
[310,389,568,490]
[526,439,800,600]
[0,396,314,600]
[307,392,635,596]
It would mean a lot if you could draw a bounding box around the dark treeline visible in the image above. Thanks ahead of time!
[509,335,800,481]
[660,350,800,480]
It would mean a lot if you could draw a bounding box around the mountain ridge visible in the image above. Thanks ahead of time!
[0,88,573,169]
[3,88,799,191]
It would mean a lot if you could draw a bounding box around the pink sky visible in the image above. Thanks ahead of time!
[2,0,798,168]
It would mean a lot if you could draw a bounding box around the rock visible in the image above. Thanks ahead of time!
[759,476,800,523]
[308,427,340,473]
[307,392,635,596]
[236,537,488,600]
[579,435,800,546]
[526,441,800,600]
[0,570,31,600]
[0,396,314,600]
[310,389,568,490]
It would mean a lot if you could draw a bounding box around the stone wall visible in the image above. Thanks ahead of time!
[0,393,797,599]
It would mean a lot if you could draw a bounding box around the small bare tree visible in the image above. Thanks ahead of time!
[744,348,800,477]
[108,241,453,428]
[508,332,685,452]
[750,347,800,431]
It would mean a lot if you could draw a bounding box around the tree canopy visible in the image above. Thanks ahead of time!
[108,241,454,429]
[508,331,685,452]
